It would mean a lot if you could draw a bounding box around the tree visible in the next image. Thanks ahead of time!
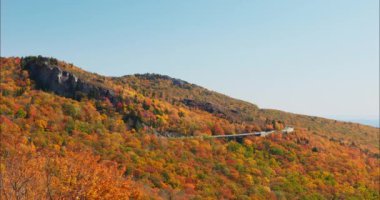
[15,108,27,118]
[1,150,143,199]
[212,122,225,135]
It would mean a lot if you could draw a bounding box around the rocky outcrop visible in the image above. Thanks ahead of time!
[182,99,225,116]
[181,99,247,122]
[134,73,192,89]
[22,57,118,103]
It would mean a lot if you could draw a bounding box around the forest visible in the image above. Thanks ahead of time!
[0,57,379,199]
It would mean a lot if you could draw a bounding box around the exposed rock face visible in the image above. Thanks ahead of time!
[134,73,192,89]
[182,99,246,122]
[182,99,225,116]
[22,57,117,103]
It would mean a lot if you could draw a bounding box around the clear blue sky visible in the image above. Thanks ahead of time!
[2,0,379,122]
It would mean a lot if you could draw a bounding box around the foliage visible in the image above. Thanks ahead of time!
[0,57,379,199]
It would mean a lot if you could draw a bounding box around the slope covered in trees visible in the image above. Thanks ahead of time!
[122,73,379,155]
[0,56,379,199]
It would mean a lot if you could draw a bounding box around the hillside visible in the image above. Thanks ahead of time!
[1,56,379,199]
[121,74,379,155]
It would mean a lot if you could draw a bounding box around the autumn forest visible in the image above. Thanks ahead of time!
[0,56,379,199]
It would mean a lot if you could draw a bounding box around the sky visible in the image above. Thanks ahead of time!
[1,0,379,125]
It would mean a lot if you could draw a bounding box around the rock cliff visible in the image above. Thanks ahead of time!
[22,56,118,103]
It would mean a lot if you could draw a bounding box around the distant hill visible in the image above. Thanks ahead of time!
[1,56,379,199]
[339,118,379,128]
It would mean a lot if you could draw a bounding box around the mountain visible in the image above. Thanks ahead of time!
[1,56,379,199]
[121,73,379,154]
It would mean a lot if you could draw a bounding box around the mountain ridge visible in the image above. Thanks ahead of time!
[20,55,377,127]
[16,56,380,153]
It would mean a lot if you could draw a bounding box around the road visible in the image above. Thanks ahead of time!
[167,127,294,140]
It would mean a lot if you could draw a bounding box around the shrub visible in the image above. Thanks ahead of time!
[15,109,27,118]
[270,146,285,156]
